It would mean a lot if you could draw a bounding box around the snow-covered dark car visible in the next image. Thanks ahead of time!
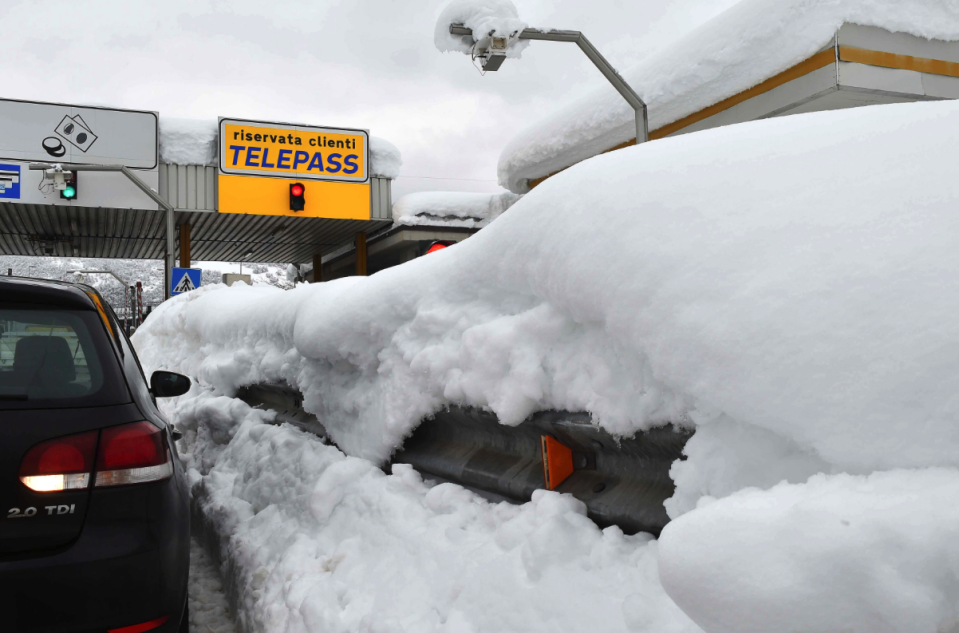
[0,277,191,633]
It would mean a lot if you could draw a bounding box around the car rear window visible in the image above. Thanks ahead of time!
[0,307,130,409]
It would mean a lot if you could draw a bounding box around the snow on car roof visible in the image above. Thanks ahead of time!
[497,0,959,193]
[158,117,402,179]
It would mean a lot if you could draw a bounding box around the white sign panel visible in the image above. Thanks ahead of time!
[0,98,159,210]
[0,98,157,168]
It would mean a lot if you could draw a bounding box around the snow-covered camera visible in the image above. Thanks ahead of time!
[478,36,509,71]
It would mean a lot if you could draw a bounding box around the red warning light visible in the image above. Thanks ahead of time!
[425,240,455,255]
[289,182,306,211]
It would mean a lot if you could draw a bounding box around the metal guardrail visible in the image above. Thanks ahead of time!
[237,383,691,535]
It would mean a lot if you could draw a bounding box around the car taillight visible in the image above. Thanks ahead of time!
[19,431,98,492]
[94,421,172,487]
[108,615,169,633]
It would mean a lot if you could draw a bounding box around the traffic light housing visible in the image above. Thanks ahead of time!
[425,240,455,255]
[289,182,305,211]
[59,171,78,200]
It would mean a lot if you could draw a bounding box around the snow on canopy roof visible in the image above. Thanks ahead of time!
[158,118,402,179]
[497,0,959,193]
[392,190,521,229]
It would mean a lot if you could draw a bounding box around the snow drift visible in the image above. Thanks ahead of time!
[497,0,959,192]
[137,100,959,631]
[658,468,959,632]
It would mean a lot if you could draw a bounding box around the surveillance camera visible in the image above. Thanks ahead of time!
[479,50,507,71]
[478,33,511,71]
[44,168,72,191]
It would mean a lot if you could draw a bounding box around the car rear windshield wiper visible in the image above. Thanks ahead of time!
[0,394,28,401]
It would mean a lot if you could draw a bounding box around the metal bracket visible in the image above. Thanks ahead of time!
[449,24,648,144]
[30,162,177,300]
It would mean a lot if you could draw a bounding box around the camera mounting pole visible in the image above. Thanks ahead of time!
[449,24,648,145]
[30,163,177,301]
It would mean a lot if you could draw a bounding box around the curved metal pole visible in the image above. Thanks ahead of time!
[65,269,129,287]
[449,24,648,144]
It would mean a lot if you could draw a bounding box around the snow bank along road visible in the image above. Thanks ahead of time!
[135,99,959,632]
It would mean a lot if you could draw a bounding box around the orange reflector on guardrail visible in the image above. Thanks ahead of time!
[541,435,574,490]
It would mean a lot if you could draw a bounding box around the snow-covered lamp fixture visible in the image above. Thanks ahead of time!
[434,0,649,144]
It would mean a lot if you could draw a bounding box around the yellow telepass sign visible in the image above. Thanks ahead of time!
[217,117,371,219]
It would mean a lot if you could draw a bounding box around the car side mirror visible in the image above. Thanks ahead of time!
[150,371,191,398]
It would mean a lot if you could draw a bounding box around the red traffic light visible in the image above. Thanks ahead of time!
[289,182,306,211]
[425,240,455,255]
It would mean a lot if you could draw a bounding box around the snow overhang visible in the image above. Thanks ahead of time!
[498,0,959,194]
[392,191,522,230]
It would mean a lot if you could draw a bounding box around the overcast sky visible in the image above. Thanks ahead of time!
[3,0,738,199]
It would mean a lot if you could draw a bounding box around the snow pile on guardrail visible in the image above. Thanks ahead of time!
[138,100,959,630]
[158,118,402,178]
[178,392,696,633]
[393,190,521,228]
[497,0,959,192]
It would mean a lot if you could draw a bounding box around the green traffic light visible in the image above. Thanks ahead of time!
[62,186,76,199]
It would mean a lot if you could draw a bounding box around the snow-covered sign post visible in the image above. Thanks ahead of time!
[435,0,648,144]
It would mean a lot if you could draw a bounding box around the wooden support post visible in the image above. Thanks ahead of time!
[312,253,323,283]
[179,223,191,269]
[355,232,367,276]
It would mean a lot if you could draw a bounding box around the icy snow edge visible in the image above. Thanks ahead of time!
[497,0,959,193]
[392,190,521,228]
[158,117,402,178]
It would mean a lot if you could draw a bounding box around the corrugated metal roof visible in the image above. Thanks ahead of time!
[0,201,390,263]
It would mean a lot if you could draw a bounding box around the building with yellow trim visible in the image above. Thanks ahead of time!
[498,3,959,194]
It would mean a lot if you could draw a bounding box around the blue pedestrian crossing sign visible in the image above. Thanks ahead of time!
[171,267,201,296]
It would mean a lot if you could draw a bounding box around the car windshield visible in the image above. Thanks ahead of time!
[0,307,129,409]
